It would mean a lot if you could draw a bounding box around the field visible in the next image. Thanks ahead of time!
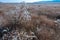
[0,3,60,40]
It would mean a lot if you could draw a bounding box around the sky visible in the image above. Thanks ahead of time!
[0,0,60,3]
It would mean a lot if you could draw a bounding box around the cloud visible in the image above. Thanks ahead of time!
[43,0,53,1]
[0,0,53,3]
[0,0,22,3]
[22,0,53,2]
[22,0,42,2]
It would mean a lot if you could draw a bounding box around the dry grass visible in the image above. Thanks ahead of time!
[0,4,60,40]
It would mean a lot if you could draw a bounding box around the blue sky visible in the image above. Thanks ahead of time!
[0,0,60,3]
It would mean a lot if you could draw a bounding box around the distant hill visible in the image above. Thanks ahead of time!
[32,1,60,4]
[0,2,3,3]
[0,1,60,4]
[53,0,60,2]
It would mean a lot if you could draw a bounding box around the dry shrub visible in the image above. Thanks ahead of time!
[18,14,40,32]
[35,27,56,40]
[39,15,58,29]
[19,13,58,32]
[28,15,58,40]
[0,13,10,27]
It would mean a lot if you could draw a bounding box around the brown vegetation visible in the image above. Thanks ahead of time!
[0,4,60,40]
